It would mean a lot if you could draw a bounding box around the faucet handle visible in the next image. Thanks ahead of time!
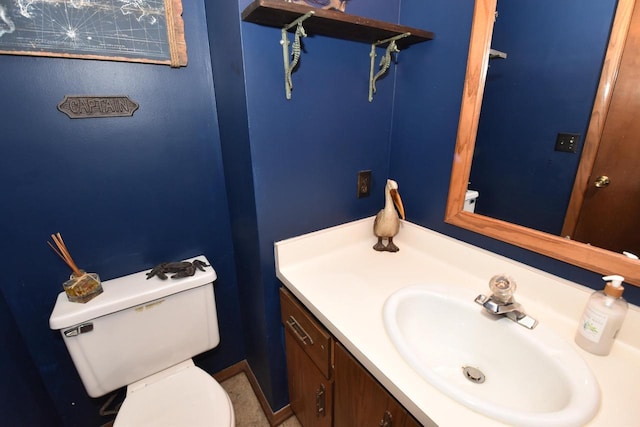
[489,274,516,303]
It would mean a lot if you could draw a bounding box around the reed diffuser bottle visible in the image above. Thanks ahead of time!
[48,233,102,303]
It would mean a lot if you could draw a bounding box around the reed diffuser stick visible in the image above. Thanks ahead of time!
[47,233,83,277]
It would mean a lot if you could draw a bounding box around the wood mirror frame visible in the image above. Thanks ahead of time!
[445,0,640,286]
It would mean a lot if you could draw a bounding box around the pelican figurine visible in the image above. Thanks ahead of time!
[373,179,405,252]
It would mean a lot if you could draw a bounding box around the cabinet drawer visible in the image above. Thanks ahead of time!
[280,288,332,378]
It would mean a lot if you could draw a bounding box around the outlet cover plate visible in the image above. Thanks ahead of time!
[357,170,371,198]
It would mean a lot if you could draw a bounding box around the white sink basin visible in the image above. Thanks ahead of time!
[383,283,600,427]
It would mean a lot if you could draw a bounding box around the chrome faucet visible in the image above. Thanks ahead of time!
[474,275,538,329]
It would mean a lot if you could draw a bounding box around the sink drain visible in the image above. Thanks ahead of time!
[462,366,485,384]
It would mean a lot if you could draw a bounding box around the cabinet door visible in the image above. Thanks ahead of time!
[285,330,333,427]
[334,343,415,427]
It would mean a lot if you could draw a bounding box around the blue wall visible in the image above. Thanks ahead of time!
[0,1,244,425]
[209,0,404,410]
[1,0,638,425]
[470,0,616,234]
[0,291,60,426]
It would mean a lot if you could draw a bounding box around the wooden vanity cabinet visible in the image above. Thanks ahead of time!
[334,342,422,427]
[280,287,424,427]
[281,288,333,427]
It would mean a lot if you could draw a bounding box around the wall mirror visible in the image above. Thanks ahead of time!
[445,0,640,286]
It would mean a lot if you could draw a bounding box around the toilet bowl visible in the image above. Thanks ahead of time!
[114,360,234,427]
[49,256,234,427]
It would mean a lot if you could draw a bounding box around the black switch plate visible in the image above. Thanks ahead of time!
[555,133,581,153]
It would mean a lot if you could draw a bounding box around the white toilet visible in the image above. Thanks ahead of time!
[49,255,235,427]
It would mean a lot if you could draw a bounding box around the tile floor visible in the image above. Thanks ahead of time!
[221,372,302,427]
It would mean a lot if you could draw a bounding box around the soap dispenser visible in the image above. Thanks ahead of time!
[575,275,628,355]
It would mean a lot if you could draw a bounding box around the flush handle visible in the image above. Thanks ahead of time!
[594,175,610,188]
[63,323,94,337]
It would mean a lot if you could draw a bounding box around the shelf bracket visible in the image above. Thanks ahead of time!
[489,48,507,59]
[281,11,315,100]
[368,32,410,102]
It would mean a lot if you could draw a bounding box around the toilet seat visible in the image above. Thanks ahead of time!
[114,360,234,427]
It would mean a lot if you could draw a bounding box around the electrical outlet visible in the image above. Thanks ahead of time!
[357,170,371,198]
[555,133,580,153]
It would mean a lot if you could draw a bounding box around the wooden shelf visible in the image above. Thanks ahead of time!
[241,0,434,49]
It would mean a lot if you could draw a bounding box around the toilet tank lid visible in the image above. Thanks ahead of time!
[49,256,216,330]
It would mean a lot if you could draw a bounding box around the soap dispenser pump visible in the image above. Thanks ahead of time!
[575,275,628,355]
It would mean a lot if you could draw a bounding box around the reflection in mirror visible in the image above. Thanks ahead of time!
[445,0,640,286]
[469,0,615,235]
[563,2,640,256]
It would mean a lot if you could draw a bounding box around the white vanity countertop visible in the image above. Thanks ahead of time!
[275,217,640,427]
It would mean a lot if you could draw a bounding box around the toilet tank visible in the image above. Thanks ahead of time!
[49,256,220,398]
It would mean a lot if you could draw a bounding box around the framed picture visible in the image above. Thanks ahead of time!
[0,0,187,67]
